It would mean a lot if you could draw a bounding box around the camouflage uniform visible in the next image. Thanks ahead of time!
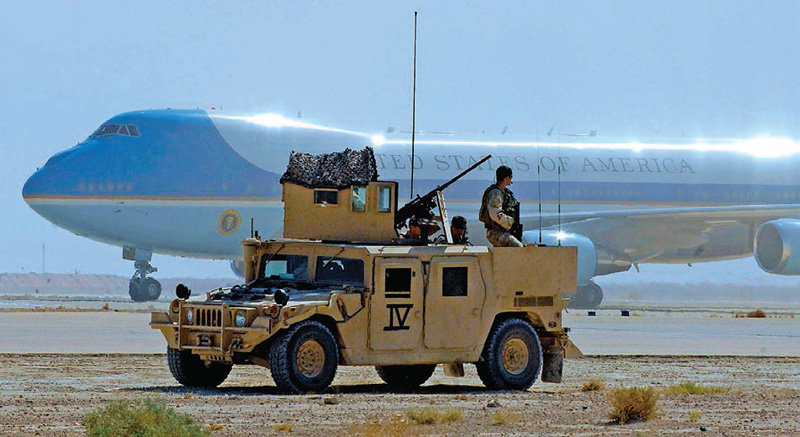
[479,185,523,247]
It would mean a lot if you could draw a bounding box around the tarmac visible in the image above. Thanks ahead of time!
[1,309,798,355]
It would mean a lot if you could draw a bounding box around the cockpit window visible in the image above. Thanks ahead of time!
[91,124,140,138]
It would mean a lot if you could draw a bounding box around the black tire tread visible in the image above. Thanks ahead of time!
[269,320,338,394]
[375,364,436,389]
[475,318,542,391]
[167,347,232,388]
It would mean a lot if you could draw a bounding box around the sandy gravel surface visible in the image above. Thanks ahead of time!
[0,353,798,436]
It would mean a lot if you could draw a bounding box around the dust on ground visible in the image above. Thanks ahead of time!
[0,354,798,436]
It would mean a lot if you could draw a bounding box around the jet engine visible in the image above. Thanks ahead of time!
[522,230,596,286]
[755,218,800,275]
[230,260,246,278]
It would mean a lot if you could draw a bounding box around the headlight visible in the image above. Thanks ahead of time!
[234,311,246,327]
[185,308,193,324]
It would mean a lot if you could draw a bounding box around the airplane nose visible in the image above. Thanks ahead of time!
[22,146,79,206]
[22,167,46,200]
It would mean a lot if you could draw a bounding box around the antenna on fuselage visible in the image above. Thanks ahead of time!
[537,143,542,245]
[409,11,418,199]
[557,165,562,246]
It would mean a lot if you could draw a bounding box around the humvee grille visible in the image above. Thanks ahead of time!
[514,296,554,307]
[197,308,223,327]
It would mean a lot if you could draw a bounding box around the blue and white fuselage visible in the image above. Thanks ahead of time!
[22,109,800,305]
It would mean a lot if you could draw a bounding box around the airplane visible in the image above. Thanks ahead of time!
[22,108,800,307]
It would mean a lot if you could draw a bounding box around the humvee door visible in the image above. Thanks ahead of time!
[369,258,424,350]
[423,256,485,349]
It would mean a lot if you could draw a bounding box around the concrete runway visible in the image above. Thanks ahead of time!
[1,309,798,355]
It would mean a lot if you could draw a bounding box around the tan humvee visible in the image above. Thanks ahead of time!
[150,148,581,393]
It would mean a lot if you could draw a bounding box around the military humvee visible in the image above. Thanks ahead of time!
[151,148,581,393]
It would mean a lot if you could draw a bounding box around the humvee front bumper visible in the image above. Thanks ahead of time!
[150,301,270,361]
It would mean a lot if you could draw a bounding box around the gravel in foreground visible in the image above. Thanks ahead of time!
[0,354,798,436]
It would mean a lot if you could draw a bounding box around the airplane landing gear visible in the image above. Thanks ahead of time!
[124,246,162,302]
[567,280,603,310]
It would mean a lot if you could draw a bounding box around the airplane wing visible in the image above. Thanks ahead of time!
[523,204,800,266]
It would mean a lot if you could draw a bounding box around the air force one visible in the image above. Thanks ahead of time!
[22,109,800,306]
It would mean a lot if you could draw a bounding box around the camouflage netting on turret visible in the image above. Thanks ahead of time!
[280,147,379,189]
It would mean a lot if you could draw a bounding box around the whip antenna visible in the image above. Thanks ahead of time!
[409,11,418,199]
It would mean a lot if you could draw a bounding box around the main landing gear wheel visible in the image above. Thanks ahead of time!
[375,364,436,390]
[476,318,542,391]
[167,348,232,388]
[269,320,339,394]
[129,277,162,302]
[567,280,603,310]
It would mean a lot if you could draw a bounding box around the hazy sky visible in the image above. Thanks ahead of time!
[3,1,800,279]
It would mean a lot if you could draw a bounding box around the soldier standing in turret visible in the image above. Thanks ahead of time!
[479,166,523,247]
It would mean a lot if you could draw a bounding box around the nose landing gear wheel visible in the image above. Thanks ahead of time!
[129,277,162,302]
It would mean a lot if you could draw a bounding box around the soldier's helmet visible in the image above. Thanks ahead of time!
[496,165,513,181]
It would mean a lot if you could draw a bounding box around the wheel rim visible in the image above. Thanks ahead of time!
[147,283,159,298]
[501,337,529,375]
[296,339,325,378]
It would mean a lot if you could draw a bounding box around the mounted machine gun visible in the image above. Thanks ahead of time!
[395,154,491,243]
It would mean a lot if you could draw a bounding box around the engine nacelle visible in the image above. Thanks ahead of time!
[755,219,800,275]
[522,230,596,286]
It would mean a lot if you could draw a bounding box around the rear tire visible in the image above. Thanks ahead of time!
[476,318,542,391]
[375,364,436,389]
[269,320,338,394]
[167,348,232,388]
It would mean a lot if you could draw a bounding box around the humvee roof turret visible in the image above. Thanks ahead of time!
[150,147,581,393]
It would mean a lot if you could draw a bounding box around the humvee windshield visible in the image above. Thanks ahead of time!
[259,254,309,281]
[315,257,364,286]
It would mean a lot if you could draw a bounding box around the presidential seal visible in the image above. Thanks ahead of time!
[217,209,241,236]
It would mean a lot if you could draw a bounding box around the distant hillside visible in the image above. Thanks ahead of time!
[0,273,239,297]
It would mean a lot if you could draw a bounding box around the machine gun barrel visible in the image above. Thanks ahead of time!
[436,154,492,192]
[395,154,492,229]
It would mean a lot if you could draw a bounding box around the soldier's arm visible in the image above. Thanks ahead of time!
[487,190,514,230]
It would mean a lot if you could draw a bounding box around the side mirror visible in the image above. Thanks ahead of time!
[274,288,290,306]
[175,283,191,300]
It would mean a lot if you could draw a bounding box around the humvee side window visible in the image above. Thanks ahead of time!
[385,268,411,292]
[378,186,392,212]
[351,186,366,212]
[259,254,309,281]
[314,190,338,205]
[442,267,468,297]
[316,257,365,285]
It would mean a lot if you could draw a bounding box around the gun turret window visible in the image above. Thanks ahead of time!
[378,186,392,212]
[91,124,141,138]
[352,186,366,212]
[314,190,338,205]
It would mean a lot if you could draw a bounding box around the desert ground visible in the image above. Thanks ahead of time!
[0,353,798,436]
[0,307,798,436]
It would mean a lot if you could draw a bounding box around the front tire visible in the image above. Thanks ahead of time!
[269,320,338,394]
[375,364,436,390]
[167,348,232,388]
[476,318,542,391]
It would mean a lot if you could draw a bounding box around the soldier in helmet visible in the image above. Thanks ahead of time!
[433,215,471,245]
[479,165,523,247]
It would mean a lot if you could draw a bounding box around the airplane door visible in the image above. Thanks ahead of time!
[369,258,424,351]
[424,256,485,349]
